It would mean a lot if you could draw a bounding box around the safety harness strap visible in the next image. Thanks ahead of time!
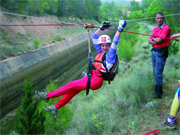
[86,60,96,96]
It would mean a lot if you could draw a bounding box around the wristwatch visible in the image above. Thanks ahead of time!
[152,37,154,41]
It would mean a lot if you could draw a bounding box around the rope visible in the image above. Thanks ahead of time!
[1,23,179,42]
[144,129,160,135]
[0,10,179,42]
[145,128,170,135]
[86,28,93,59]
[1,10,179,23]
[124,13,180,22]
[92,26,180,42]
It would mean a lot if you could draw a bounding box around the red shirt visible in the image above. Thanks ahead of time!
[149,23,171,48]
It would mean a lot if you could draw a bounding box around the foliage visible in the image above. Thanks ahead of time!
[54,35,62,41]
[129,0,141,11]
[1,0,58,15]
[99,1,123,21]
[141,0,151,11]
[168,40,180,55]
[16,77,45,134]
[117,29,137,62]
[1,0,101,19]
[57,0,101,19]
[145,0,165,18]
[64,23,180,134]
[144,0,180,32]
[128,10,144,19]
[33,39,40,48]
[67,58,155,134]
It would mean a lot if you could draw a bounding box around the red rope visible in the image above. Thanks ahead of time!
[94,26,179,41]
[144,129,160,135]
[1,23,179,42]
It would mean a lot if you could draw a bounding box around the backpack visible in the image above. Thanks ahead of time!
[100,53,119,84]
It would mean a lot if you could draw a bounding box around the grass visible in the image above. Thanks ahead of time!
[61,22,180,135]
[3,21,179,135]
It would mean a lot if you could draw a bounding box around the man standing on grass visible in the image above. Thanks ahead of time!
[148,12,171,99]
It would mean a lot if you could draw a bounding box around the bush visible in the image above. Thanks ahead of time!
[33,39,40,48]
[168,40,179,55]
[16,77,45,134]
[117,32,136,62]
[55,35,62,41]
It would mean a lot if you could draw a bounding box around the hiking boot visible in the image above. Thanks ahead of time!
[43,105,58,115]
[153,85,162,99]
[35,90,49,102]
[162,119,177,129]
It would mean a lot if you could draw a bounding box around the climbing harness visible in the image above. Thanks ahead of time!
[94,53,119,84]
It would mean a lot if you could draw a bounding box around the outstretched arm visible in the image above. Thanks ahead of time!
[94,28,103,35]
[171,33,180,39]
[106,20,126,70]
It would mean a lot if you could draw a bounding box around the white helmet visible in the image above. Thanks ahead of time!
[98,35,111,44]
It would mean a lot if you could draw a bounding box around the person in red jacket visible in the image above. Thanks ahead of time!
[148,12,171,99]
[35,20,127,115]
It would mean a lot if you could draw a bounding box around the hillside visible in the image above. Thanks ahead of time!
[1,17,180,134]
[0,12,100,60]
[62,23,180,135]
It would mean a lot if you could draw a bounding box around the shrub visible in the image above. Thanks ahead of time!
[168,40,179,55]
[117,32,136,62]
[33,39,40,48]
[16,77,45,134]
[55,35,62,41]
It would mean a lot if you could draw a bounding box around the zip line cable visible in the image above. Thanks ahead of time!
[1,10,179,23]
[1,23,179,42]
[0,10,180,41]
[116,13,180,22]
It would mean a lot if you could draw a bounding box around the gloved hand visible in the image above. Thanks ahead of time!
[100,21,111,31]
[118,20,127,32]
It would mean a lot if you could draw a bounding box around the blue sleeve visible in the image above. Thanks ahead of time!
[106,36,120,64]
[92,33,101,54]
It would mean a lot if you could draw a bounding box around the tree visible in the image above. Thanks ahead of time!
[16,77,45,134]
[145,0,165,18]
[57,0,68,16]
[128,10,144,20]
[142,0,151,11]
[129,0,141,11]
[100,1,123,21]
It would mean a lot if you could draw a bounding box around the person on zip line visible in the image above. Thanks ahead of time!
[148,12,171,99]
[161,80,180,129]
[35,20,127,115]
